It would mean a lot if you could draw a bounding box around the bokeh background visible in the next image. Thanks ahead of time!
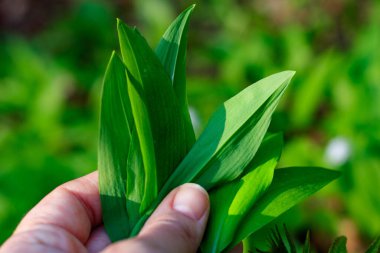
[1,0,379,251]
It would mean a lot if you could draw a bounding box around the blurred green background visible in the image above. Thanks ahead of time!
[1,0,379,251]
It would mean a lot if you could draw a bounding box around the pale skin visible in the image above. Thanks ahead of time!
[0,171,243,253]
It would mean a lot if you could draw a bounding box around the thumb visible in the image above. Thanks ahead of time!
[102,183,210,253]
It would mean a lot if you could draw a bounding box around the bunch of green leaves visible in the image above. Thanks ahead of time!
[254,225,380,253]
[98,5,339,252]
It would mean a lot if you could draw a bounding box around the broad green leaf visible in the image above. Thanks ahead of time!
[155,5,196,151]
[117,20,189,212]
[227,167,340,251]
[201,133,283,253]
[98,52,131,241]
[365,237,380,253]
[328,236,348,253]
[160,71,295,196]
[131,71,294,236]
[125,130,145,229]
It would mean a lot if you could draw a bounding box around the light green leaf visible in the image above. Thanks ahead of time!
[227,167,340,251]
[155,4,196,151]
[117,20,189,213]
[98,52,131,241]
[160,71,295,197]
[201,133,283,253]
[220,134,283,250]
[328,236,348,253]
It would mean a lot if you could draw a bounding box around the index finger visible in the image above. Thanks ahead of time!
[14,171,102,244]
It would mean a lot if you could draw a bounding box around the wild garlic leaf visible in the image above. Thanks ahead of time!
[218,133,283,251]
[201,133,283,253]
[100,7,340,250]
[328,236,348,253]
[117,20,189,212]
[125,129,145,229]
[227,167,340,251]
[131,72,294,236]
[156,4,195,84]
[159,71,295,197]
[155,4,196,150]
[98,52,131,241]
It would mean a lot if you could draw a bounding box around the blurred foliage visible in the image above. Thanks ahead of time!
[0,0,379,251]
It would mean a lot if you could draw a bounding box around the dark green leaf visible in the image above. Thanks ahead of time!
[156,4,196,151]
[303,231,311,253]
[283,225,297,253]
[366,237,380,253]
[117,20,189,213]
[255,225,296,253]
[98,52,131,241]
[328,236,348,253]
[125,130,145,228]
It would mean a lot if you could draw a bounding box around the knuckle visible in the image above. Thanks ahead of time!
[2,224,80,252]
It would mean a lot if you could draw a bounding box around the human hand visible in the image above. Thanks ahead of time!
[0,171,242,253]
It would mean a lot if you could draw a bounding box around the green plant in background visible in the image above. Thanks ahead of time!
[253,225,380,253]
[98,5,339,252]
[1,0,380,249]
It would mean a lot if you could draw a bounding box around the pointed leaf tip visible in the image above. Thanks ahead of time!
[189,4,196,11]
[155,3,197,153]
[280,70,296,81]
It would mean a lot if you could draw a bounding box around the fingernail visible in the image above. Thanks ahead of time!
[172,183,209,221]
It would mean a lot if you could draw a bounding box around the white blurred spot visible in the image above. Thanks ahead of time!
[325,137,352,166]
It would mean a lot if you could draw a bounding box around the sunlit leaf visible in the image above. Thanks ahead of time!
[131,71,294,235]
[201,133,283,253]
[98,6,341,251]
[227,167,340,251]
[160,71,294,196]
